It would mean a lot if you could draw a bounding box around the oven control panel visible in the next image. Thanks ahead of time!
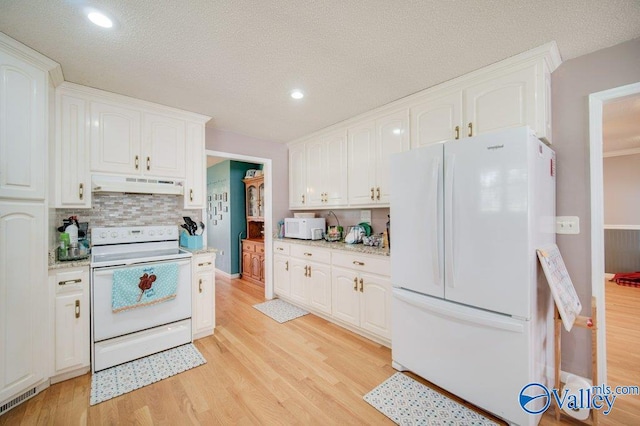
[92,226,179,245]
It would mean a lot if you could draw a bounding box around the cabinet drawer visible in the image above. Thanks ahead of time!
[54,269,87,294]
[243,240,256,252]
[194,254,215,271]
[273,241,290,255]
[332,252,390,276]
[290,244,331,264]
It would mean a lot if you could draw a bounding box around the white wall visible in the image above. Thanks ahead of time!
[603,153,640,226]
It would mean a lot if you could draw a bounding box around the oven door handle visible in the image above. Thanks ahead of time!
[92,258,192,275]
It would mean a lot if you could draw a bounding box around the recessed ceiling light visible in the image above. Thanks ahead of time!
[88,11,113,28]
[291,90,304,100]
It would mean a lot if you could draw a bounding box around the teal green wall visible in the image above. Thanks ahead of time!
[206,160,260,274]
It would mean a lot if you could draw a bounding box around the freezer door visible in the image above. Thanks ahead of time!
[390,143,444,297]
[444,128,531,318]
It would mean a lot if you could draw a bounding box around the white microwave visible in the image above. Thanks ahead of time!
[284,218,326,240]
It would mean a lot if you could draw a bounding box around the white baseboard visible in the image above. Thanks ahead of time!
[215,269,239,279]
[604,273,615,280]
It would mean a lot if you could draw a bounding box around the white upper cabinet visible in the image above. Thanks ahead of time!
[184,121,205,208]
[53,92,91,208]
[348,109,409,206]
[0,49,47,200]
[411,90,463,148]
[288,143,307,208]
[142,112,186,178]
[304,130,347,208]
[91,101,142,175]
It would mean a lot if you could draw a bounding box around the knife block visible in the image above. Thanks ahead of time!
[180,233,203,250]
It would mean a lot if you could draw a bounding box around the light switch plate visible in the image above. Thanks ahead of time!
[556,216,580,234]
[360,210,371,224]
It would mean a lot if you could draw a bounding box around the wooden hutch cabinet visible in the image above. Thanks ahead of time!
[241,175,265,285]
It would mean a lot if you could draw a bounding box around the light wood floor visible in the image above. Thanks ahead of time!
[1,276,639,425]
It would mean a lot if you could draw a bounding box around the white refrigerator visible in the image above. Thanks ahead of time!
[390,126,555,426]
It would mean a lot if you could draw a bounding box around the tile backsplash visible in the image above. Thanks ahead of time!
[54,193,202,244]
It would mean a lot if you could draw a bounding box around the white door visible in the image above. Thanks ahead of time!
[184,122,205,208]
[307,262,331,315]
[444,129,530,318]
[347,121,376,206]
[390,144,444,297]
[143,113,186,178]
[321,131,348,206]
[273,254,291,297]
[360,273,391,339]
[91,101,142,174]
[288,143,307,208]
[0,202,46,402]
[331,267,360,327]
[375,109,410,204]
[289,259,307,305]
[464,65,536,138]
[410,91,462,148]
[57,93,90,207]
[0,51,46,200]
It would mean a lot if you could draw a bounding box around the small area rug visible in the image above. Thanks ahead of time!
[253,299,309,323]
[364,372,498,425]
[90,343,206,405]
[610,272,640,288]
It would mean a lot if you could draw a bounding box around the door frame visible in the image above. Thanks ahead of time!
[206,150,274,300]
[588,81,640,387]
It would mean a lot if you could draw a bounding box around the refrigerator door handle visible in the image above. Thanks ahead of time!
[444,153,455,289]
[393,289,524,333]
[429,156,442,287]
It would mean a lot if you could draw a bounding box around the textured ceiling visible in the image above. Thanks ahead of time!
[1,1,639,143]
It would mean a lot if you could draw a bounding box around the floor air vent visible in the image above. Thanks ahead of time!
[0,387,36,415]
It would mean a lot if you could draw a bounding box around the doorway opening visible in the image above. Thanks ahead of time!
[205,150,273,300]
[589,81,640,387]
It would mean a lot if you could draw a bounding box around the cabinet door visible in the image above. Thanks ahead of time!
[360,273,391,339]
[143,112,186,178]
[347,121,377,206]
[464,65,536,138]
[184,122,205,208]
[0,50,46,199]
[91,101,142,174]
[274,255,290,296]
[0,202,46,402]
[242,250,252,280]
[56,93,90,208]
[288,143,307,208]
[331,268,360,327]
[305,138,324,206]
[375,109,409,204]
[411,91,462,148]
[307,262,331,315]
[53,268,89,374]
[194,271,215,335]
[289,259,307,305]
[321,131,348,206]
[250,253,262,280]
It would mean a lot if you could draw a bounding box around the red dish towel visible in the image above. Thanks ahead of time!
[611,272,640,287]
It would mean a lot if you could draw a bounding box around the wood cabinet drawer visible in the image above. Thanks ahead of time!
[273,241,290,255]
[243,240,264,253]
[290,244,331,264]
[332,252,390,276]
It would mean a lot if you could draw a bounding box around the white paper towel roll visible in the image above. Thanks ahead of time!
[563,375,591,421]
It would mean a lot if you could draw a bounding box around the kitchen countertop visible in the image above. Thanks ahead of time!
[48,250,90,270]
[276,238,390,257]
[180,247,219,256]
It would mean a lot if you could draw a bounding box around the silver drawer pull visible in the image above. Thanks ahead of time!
[304,252,312,257]
[352,261,365,266]
[59,279,82,286]
[198,262,212,267]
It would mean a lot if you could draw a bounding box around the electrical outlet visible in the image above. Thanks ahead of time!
[360,210,371,223]
[220,250,224,255]
[556,216,580,235]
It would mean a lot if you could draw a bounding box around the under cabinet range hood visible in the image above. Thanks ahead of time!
[91,175,184,195]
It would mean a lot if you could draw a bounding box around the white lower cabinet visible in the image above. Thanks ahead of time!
[331,264,392,339]
[50,266,90,383]
[192,253,216,339]
[274,240,391,344]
